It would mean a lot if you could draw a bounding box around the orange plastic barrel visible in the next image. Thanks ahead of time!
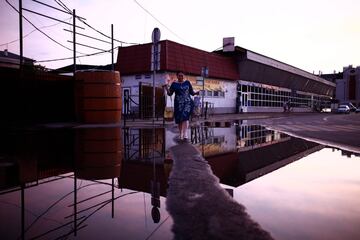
[75,128,122,180]
[75,71,122,123]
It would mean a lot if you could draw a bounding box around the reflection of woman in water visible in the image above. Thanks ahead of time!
[163,71,199,140]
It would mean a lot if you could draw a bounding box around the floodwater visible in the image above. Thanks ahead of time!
[0,122,359,239]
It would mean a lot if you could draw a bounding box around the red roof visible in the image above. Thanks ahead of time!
[116,40,239,80]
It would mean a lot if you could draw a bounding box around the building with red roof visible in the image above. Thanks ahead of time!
[116,39,335,115]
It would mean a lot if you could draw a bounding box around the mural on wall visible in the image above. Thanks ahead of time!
[166,73,225,92]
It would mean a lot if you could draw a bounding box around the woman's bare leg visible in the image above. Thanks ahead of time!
[183,121,189,139]
[178,123,183,139]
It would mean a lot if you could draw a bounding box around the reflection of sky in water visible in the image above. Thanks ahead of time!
[0,177,173,239]
[234,148,360,240]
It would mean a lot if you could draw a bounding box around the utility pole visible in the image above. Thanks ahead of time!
[19,0,23,72]
[73,9,76,76]
[151,28,161,120]
[201,66,209,117]
[111,24,114,71]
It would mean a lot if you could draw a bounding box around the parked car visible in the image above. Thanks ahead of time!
[337,105,351,114]
[341,102,357,112]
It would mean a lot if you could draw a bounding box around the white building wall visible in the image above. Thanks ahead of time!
[202,80,237,114]
[162,73,237,114]
[212,126,237,152]
[121,73,168,112]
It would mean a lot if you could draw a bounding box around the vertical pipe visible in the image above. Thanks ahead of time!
[139,82,142,119]
[19,0,23,71]
[21,185,25,240]
[112,178,114,218]
[111,24,114,71]
[123,94,126,128]
[74,176,77,236]
[73,9,76,77]
[205,102,208,119]
[152,45,157,121]
[19,0,24,122]
[202,76,205,117]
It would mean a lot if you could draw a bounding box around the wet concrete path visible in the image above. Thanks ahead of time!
[166,143,273,240]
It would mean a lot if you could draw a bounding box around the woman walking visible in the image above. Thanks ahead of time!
[163,71,199,140]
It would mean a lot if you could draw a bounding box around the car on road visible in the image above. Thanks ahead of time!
[356,108,360,114]
[341,102,357,112]
[321,107,332,113]
[337,105,351,114]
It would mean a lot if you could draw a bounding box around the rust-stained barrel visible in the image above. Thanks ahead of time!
[75,71,122,123]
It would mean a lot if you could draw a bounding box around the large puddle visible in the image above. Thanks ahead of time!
[0,122,359,239]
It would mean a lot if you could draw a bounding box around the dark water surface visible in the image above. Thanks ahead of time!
[0,123,359,239]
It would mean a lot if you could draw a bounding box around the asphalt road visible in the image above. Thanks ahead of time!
[252,113,360,153]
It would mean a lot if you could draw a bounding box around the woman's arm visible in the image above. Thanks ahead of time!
[162,84,174,96]
[188,81,200,96]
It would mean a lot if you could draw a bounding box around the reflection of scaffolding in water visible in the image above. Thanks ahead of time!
[190,124,214,144]
[236,125,290,152]
[123,128,165,163]
[121,127,165,226]
[0,172,128,240]
[191,124,228,157]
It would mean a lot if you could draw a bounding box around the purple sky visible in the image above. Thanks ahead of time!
[1,0,359,72]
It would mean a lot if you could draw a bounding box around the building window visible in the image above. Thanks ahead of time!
[145,74,151,79]
[135,74,141,79]
[241,85,247,92]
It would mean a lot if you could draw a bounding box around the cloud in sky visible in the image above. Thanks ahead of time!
[1,0,359,72]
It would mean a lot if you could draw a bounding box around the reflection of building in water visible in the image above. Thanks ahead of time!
[118,161,169,197]
[236,125,289,152]
[123,128,165,164]
[121,127,168,197]
[0,127,167,194]
[330,148,360,158]
[186,123,323,188]
[207,137,323,187]
[188,123,288,157]
[190,123,237,157]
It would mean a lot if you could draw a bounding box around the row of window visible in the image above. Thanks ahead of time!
[236,125,287,148]
[238,84,331,108]
[135,74,151,79]
[199,90,225,98]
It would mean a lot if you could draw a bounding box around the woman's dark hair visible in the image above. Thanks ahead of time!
[176,71,184,76]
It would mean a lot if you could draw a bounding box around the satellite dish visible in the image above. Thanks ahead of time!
[152,28,161,43]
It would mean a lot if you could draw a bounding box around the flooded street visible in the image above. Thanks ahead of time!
[0,122,359,239]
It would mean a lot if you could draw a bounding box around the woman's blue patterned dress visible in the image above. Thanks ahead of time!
[168,80,195,124]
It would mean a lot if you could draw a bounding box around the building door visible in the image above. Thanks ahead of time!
[140,84,165,119]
